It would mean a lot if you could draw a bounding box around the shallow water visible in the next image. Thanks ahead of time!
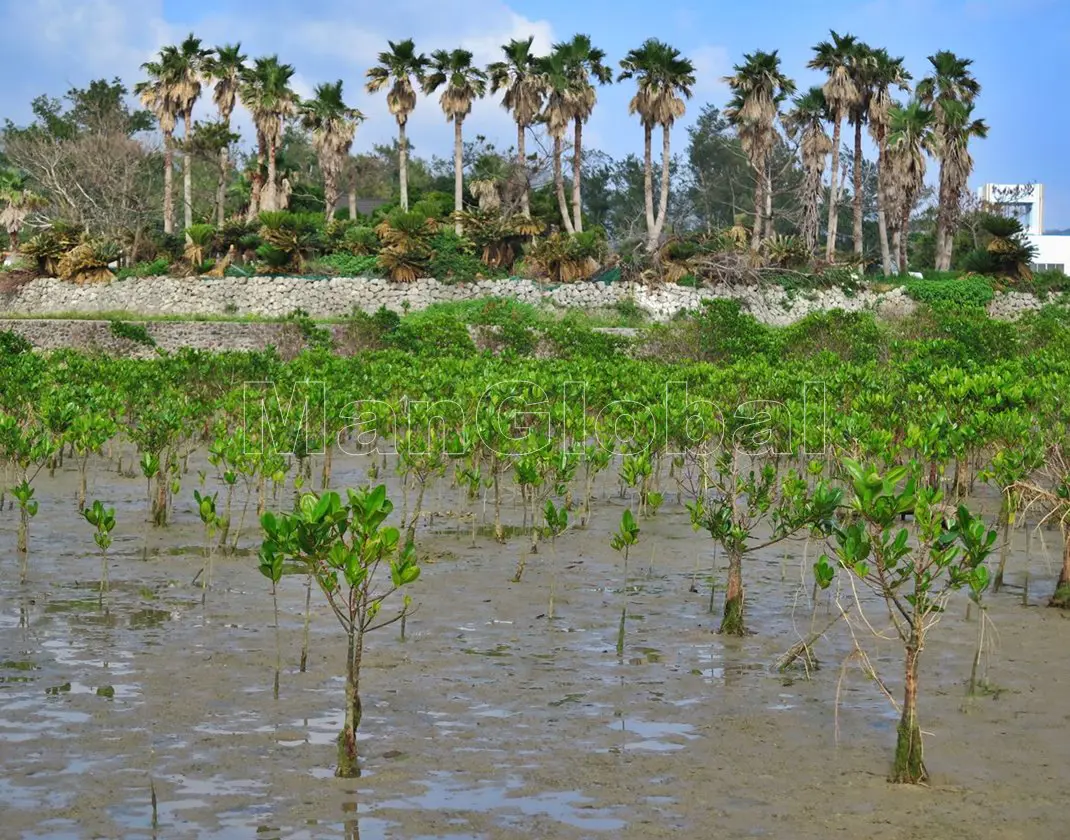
[1,450,1068,839]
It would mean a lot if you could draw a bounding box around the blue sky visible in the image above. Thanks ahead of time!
[3,0,1068,226]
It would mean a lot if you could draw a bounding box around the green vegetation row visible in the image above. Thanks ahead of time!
[3,300,1070,783]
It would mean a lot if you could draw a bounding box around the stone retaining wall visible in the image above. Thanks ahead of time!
[0,274,1050,327]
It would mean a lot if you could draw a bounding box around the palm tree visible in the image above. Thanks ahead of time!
[300,81,364,221]
[886,100,934,271]
[932,98,988,270]
[135,54,181,233]
[808,31,861,260]
[205,43,247,225]
[784,87,833,253]
[240,56,298,215]
[867,49,912,274]
[0,173,45,252]
[488,37,545,218]
[553,34,612,234]
[618,39,696,252]
[917,51,984,270]
[155,34,211,232]
[537,50,578,234]
[365,40,429,212]
[846,42,875,256]
[422,48,488,235]
[723,50,796,249]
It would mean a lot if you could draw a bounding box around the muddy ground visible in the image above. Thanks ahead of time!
[1,451,1068,839]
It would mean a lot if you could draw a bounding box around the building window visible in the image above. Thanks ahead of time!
[1033,263,1065,273]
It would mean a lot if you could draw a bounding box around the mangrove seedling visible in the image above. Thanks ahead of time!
[82,500,116,609]
[193,489,220,602]
[610,509,640,657]
[257,543,284,699]
[544,499,568,619]
[815,459,995,784]
[259,485,421,778]
[13,480,39,583]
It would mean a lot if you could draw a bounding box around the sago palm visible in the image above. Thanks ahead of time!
[618,39,695,252]
[784,87,832,253]
[422,48,488,235]
[205,43,247,225]
[808,30,861,259]
[917,50,984,271]
[488,36,545,219]
[365,39,430,212]
[240,56,298,215]
[723,49,796,249]
[301,81,364,221]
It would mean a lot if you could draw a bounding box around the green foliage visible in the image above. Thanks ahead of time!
[114,258,171,281]
[0,330,33,356]
[310,253,383,277]
[108,320,157,348]
[428,230,500,283]
[283,308,333,351]
[904,276,994,308]
[693,299,776,362]
[385,309,475,355]
[781,310,882,364]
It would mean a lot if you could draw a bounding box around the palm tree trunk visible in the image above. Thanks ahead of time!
[825,115,843,260]
[642,123,656,251]
[935,164,951,271]
[750,163,764,250]
[163,130,174,235]
[852,120,864,255]
[802,164,821,252]
[517,122,530,218]
[453,116,464,236]
[764,166,774,239]
[399,120,409,212]
[571,119,583,234]
[652,122,673,248]
[183,113,194,232]
[264,138,278,213]
[553,135,574,235]
[348,182,357,220]
[900,203,910,272]
[876,146,892,276]
[216,142,228,227]
[323,166,339,222]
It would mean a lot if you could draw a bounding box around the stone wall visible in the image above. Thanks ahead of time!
[0,274,1051,326]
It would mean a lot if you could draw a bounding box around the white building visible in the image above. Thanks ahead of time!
[977,183,1070,272]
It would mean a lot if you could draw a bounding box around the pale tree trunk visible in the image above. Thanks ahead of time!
[852,120,863,255]
[750,164,764,250]
[891,229,902,273]
[183,113,194,232]
[651,122,673,249]
[263,140,278,213]
[900,203,910,272]
[825,114,844,260]
[876,164,892,275]
[571,119,583,233]
[892,630,926,783]
[163,131,174,234]
[763,166,774,239]
[802,164,822,252]
[348,186,357,220]
[398,120,409,212]
[453,116,464,236]
[323,166,339,222]
[216,143,229,227]
[517,122,530,218]
[641,123,656,251]
[553,135,574,235]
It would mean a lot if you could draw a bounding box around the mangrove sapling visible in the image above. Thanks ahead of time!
[259,486,421,778]
[579,445,612,528]
[610,509,640,657]
[83,501,116,610]
[70,412,117,510]
[691,453,841,635]
[980,432,1043,593]
[257,546,284,699]
[815,459,996,784]
[544,500,568,620]
[12,480,38,584]
[1012,443,1070,608]
[193,490,220,603]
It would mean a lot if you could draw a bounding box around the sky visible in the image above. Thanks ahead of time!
[2,0,1068,226]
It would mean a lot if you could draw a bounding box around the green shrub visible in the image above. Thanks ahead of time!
[543,312,632,359]
[904,276,994,308]
[339,306,401,352]
[310,253,382,277]
[114,258,170,281]
[893,302,1018,365]
[109,320,156,348]
[693,299,776,363]
[1027,269,1070,298]
[428,231,499,283]
[283,308,333,351]
[781,309,882,364]
[0,330,33,355]
[385,311,476,355]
